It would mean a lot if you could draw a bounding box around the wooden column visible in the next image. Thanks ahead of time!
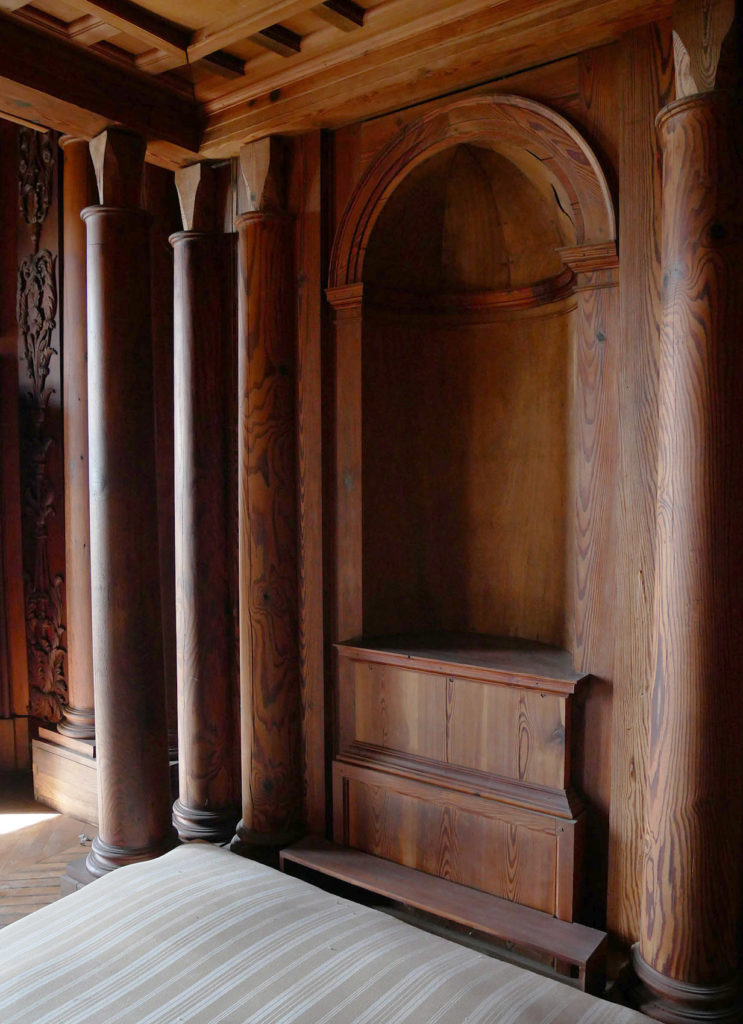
[633,4,743,1019]
[231,138,302,857]
[58,136,96,740]
[83,128,175,877]
[171,163,238,842]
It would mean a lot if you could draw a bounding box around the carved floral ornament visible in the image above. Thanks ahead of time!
[18,129,54,251]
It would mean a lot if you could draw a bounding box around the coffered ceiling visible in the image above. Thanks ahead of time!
[0,0,672,165]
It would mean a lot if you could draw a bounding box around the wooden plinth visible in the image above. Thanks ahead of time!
[83,198,175,876]
[232,211,302,853]
[33,731,97,825]
[636,90,743,1022]
[171,229,237,844]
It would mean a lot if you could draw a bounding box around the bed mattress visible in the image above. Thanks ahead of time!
[0,843,646,1023]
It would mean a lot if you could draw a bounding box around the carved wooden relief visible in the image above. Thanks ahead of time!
[18,129,55,251]
[16,127,67,722]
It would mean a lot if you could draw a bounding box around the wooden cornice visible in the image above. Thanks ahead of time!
[0,13,200,164]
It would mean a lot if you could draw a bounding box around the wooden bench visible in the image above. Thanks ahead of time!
[280,837,607,995]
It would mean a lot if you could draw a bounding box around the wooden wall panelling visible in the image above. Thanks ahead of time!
[291,131,328,835]
[16,127,68,725]
[0,119,30,749]
[142,163,180,755]
[608,20,673,948]
[335,761,568,918]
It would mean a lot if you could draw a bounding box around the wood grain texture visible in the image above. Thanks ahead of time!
[83,171,175,873]
[234,211,302,842]
[608,20,673,947]
[58,137,97,740]
[638,90,743,996]
[337,763,560,916]
[361,310,573,646]
[292,132,328,836]
[171,228,238,842]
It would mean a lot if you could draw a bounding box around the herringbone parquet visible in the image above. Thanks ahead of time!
[0,773,91,928]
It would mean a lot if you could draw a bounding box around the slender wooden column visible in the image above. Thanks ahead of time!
[84,128,175,877]
[633,7,743,1016]
[231,138,302,857]
[58,137,96,740]
[171,163,238,842]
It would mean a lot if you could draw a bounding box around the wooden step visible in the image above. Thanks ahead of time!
[280,837,607,994]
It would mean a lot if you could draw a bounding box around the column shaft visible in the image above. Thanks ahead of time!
[84,202,175,875]
[635,90,743,1022]
[171,230,238,842]
[58,138,95,739]
[232,212,301,854]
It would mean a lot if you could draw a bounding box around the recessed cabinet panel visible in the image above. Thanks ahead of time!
[447,677,567,789]
[354,661,446,761]
[341,768,558,915]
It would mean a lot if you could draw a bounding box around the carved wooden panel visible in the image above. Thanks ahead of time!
[16,128,67,723]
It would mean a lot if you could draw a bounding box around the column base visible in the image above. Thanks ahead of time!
[60,854,98,895]
[630,946,742,1023]
[172,799,238,844]
[57,705,95,740]
[85,832,178,878]
[229,819,303,867]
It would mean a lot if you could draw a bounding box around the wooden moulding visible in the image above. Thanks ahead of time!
[329,94,616,291]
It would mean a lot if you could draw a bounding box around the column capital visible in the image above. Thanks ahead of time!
[239,136,287,216]
[89,127,146,208]
[174,161,222,233]
[672,0,738,97]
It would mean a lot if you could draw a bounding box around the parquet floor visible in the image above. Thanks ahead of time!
[0,772,91,928]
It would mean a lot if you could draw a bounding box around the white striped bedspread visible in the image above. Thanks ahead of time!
[0,844,646,1024]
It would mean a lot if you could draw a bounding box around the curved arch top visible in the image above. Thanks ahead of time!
[329,94,617,290]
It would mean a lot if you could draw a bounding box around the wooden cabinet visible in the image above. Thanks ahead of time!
[333,633,589,921]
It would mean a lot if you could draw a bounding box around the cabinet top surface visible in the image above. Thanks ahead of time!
[336,633,589,692]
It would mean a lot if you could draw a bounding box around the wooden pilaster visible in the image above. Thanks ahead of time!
[83,127,175,877]
[171,162,239,843]
[231,138,302,856]
[57,136,96,741]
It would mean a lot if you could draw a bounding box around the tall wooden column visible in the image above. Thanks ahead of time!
[58,136,96,740]
[633,3,743,1019]
[231,138,302,857]
[171,163,238,843]
[84,128,175,877]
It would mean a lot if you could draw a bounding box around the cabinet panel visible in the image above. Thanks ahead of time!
[447,677,567,788]
[353,661,446,760]
[342,768,558,915]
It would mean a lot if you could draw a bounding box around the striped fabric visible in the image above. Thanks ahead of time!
[0,844,645,1023]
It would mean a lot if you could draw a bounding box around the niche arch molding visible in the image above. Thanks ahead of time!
[327,92,620,668]
[328,93,618,296]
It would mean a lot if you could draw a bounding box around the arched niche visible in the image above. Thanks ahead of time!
[328,94,618,662]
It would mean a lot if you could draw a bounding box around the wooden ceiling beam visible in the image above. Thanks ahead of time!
[0,13,200,161]
[313,0,365,32]
[251,25,303,57]
[67,14,119,45]
[187,0,318,64]
[57,0,188,55]
[201,0,672,155]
